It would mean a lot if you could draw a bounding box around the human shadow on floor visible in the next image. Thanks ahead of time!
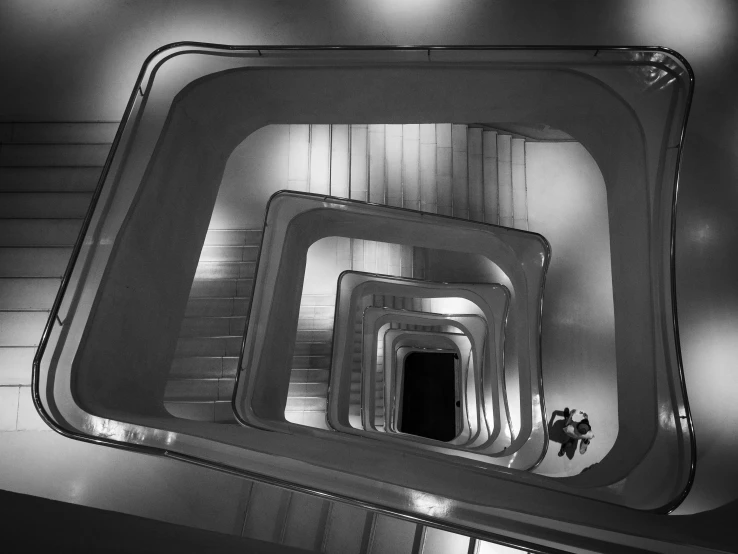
[548,409,577,460]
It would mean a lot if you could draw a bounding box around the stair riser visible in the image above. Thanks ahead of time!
[189,279,253,298]
[0,144,111,167]
[0,278,60,310]
[297,318,334,331]
[288,383,329,397]
[292,342,332,357]
[285,397,326,412]
[204,229,262,246]
[185,297,250,317]
[194,262,255,280]
[199,245,259,262]
[0,167,101,192]
[0,219,83,246]
[1,122,118,144]
[0,248,72,277]
[164,377,234,402]
[298,306,335,320]
[292,355,331,369]
[300,294,336,307]
[175,337,243,358]
[178,317,246,338]
[164,400,235,423]
[296,330,333,343]
[0,193,92,218]
[0,311,48,346]
[289,369,330,383]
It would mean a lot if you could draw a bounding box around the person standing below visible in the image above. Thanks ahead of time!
[558,408,594,456]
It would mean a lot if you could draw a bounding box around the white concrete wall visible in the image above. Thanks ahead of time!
[210,125,290,230]
[525,142,618,477]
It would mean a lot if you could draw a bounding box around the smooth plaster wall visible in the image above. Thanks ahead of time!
[526,142,618,477]
[210,126,290,230]
[0,0,737,542]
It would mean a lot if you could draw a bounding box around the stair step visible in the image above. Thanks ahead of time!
[0,247,72,277]
[204,229,262,246]
[497,134,513,228]
[164,377,234,401]
[292,342,332,357]
[289,368,330,384]
[483,131,499,225]
[281,491,330,551]
[288,382,329,397]
[422,526,471,554]
[323,501,368,554]
[1,122,118,144]
[199,245,259,262]
[349,125,368,201]
[368,124,386,204]
[285,411,330,429]
[296,329,333,343]
[0,278,60,310]
[0,166,102,192]
[308,124,331,195]
[169,357,221,379]
[164,378,217,401]
[188,279,253,298]
[511,137,529,230]
[298,305,335,320]
[164,400,236,423]
[178,316,246,338]
[452,124,469,220]
[0,219,83,246]
[194,261,255,280]
[292,355,331,369]
[0,311,49,346]
[370,514,418,554]
[385,125,402,207]
[419,124,437,214]
[329,125,350,199]
[0,347,35,385]
[242,483,292,543]
[436,123,453,216]
[0,144,111,167]
[300,294,336,307]
[297,318,334,331]
[184,297,250,317]
[0,192,92,218]
[174,336,242,357]
[349,381,384,394]
[402,124,421,211]
[468,127,485,223]
[169,356,238,379]
[285,397,326,412]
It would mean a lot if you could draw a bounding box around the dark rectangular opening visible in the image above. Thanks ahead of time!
[399,352,457,442]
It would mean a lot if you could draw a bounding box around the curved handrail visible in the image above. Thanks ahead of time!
[333,271,512,449]
[30,44,696,549]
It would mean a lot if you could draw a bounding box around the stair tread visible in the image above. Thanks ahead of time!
[0,247,72,277]
[0,192,93,218]
[0,144,111,167]
[0,166,102,192]
[2,122,118,144]
[0,219,83,246]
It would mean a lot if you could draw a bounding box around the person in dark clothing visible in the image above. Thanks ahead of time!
[558,408,594,456]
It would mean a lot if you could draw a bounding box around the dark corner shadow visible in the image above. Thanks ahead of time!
[548,409,577,461]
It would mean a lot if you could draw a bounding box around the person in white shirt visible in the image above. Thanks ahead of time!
[558,408,595,456]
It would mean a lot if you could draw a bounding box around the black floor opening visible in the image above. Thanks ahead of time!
[399,352,457,442]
